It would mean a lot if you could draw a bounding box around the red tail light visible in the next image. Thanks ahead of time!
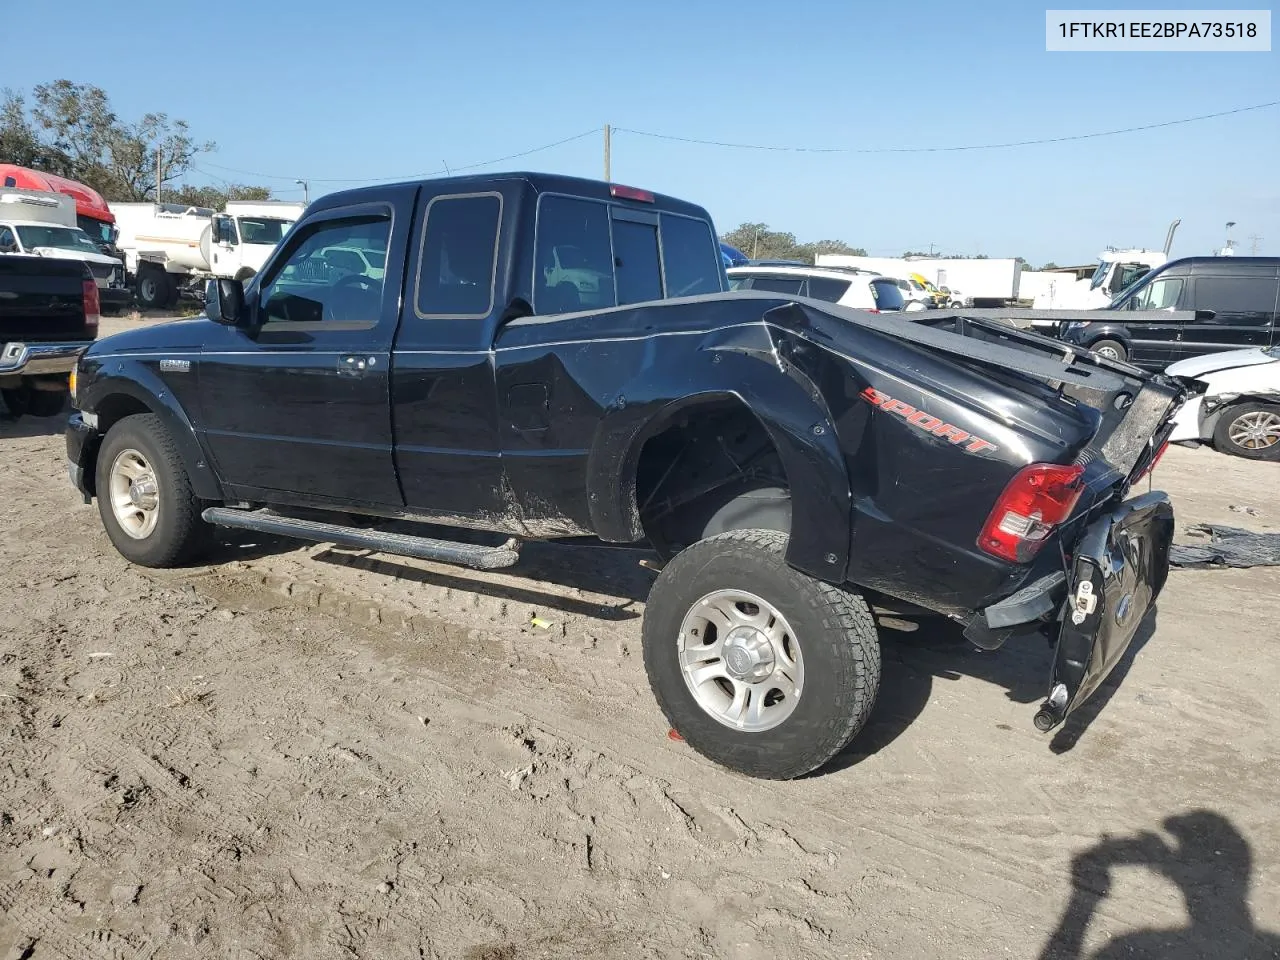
[978,463,1085,563]
[82,279,101,331]
[609,184,655,203]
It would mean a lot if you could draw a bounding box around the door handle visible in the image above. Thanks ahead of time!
[338,354,378,377]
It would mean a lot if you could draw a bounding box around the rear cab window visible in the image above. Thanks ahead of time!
[533,194,723,315]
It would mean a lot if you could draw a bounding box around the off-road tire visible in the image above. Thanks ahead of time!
[95,413,212,567]
[642,529,881,780]
[1213,401,1280,461]
[1089,338,1127,362]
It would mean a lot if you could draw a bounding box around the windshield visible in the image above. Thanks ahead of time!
[15,224,100,254]
[238,217,292,244]
[1088,260,1110,290]
[76,215,115,247]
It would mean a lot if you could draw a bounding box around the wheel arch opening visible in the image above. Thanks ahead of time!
[632,396,791,560]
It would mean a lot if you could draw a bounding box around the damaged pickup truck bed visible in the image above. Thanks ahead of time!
[65,172,1186,779]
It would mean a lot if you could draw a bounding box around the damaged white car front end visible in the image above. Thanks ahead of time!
[1165,347,1280,460]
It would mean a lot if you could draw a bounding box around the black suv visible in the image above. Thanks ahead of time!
[1057,257,1280,368]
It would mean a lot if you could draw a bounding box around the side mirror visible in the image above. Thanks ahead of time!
[1195,309,1217,321]
[204,278,246,325]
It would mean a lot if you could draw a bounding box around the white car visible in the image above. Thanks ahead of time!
[727,265,908,312]
[1166,346,1280,461]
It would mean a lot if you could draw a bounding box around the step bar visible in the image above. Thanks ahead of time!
[202,508,521,571]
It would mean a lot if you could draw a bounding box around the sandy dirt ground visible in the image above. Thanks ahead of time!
[2,316,1279,959]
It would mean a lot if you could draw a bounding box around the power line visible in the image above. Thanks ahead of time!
[613,100,1280,155]
[195,128,600,184]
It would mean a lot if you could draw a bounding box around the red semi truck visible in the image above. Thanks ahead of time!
[0,164,130,314]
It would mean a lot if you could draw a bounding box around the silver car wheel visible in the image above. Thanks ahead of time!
[1228,410,1280,451]
[108,448,161,539]
[677,589,804,733]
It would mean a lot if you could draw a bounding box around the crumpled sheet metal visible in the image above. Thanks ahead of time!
[1170,524,1280,569]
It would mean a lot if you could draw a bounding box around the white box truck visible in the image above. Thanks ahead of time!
[816,254,1024,307]
[0,189,130,311]
[111,199,306,308]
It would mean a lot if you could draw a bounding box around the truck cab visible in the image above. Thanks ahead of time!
[1034,250,1165,310]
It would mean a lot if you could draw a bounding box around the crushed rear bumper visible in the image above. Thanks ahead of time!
[965,491,1174,733]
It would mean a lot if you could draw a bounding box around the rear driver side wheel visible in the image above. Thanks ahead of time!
[642,529,881,780]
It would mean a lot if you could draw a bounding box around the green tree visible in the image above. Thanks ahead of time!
[0,90,62,170]
[1039,261,1061,271]
[720,222,865,263]
[168,183,272,210]
[0,80,238,203]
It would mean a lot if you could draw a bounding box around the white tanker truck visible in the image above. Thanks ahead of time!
[110,199,305,309]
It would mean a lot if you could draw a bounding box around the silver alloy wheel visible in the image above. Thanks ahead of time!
[1228,410,1280,451]
[108,448,161,539]
[677,589,804,733]
[1094,344,1121,360]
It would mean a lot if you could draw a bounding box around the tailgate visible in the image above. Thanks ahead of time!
[1034,491,1174,732]
[0,255,91,342]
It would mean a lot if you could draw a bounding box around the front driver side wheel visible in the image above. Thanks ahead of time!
[1214,402,1280,461]
[95,413,212,567]
[1089,338,1127,362]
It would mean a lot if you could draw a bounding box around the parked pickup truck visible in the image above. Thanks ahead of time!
[1,254,99,418]
[65,172,1186,780]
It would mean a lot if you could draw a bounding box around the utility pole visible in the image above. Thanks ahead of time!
[604,124,611,182]
[155,148,163,204]
[1248,233,1263,255]
[295,179,310,205]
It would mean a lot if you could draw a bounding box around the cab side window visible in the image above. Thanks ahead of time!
[259,215,391,327]
[414,194,501,318]
[0,226,17,252]
[215,217,238,246]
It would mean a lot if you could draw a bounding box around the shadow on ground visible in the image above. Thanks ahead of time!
[1039,809,1280,959]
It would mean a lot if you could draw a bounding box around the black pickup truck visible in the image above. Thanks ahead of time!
[65,172,1185,779]
[1,254,99,418]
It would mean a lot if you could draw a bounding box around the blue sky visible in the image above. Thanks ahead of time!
[7,0,1277,264]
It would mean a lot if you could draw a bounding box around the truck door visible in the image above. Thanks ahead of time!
[1174,271,1280,361]
[390,190,506,520]
[210,215,242,278]
[1116,273,1185,366]
[198,197,409,506]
